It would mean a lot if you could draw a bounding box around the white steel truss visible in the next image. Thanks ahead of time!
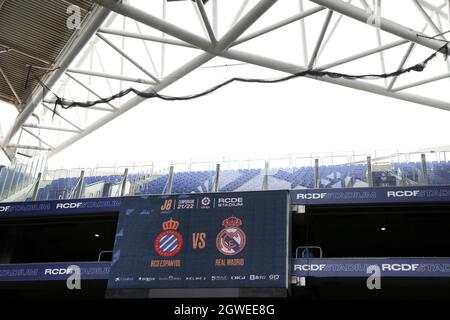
[1,0,450,158]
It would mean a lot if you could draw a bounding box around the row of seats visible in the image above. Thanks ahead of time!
[135,165,368,195]
[36,173,149,201]
[394,161,450,184]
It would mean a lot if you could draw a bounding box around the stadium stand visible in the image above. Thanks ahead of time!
[3,158,450,202]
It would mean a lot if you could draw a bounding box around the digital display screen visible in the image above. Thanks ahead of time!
[107,191,289,291]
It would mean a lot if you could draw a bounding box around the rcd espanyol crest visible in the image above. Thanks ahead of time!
[154,219,183,257]
[216,217,246,255]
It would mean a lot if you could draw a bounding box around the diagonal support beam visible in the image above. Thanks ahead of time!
[387,20,435,91]
[231,0,250,27]
[21,128,54,149]
[96,33,160,83]
[393,72,450,92]
[233,6,325,47]
[93,0,211,50]
[316,1,350,62]
[41,103,83,132]
[196,0,217,44]
[0,42,52,65]
[65,73,118,111]
[308,10,334,69]
[0,66,21,104]
[317,39,408,70]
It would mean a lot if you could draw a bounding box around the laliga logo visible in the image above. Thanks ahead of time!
[216,217,246,256]
[154,219,183,257]
[201,197,211,206]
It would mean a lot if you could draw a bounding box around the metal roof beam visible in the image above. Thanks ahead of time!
[309,0,449,53]
[6,144,51,152]
[66,68,156,85]
[0,42,52,65]
[97,28,196,48]
[22,123,80,134]
[232,6,325,47]
[308,10,333,69]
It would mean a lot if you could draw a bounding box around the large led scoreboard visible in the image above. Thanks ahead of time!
[106,191,290,298]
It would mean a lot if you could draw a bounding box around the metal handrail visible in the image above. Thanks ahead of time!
[295,246,323,258]
[98,250,113,262]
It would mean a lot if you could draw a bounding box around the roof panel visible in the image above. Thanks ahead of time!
[0,0,94,107]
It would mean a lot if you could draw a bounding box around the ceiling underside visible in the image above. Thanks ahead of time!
[0,0,94,108]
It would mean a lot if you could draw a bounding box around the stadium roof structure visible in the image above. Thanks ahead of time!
[1,0,450,159]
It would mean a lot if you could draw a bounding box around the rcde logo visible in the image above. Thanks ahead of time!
[217,197,243,207]
[387,190,420,198]
[0,206,11,212]
[56,202,83,209]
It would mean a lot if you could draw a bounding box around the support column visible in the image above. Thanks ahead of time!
[314,159,319,189]
[213,163,220,192]
[31,172,42,201]
[163,165,174,195]
[120,168,129,196]
[263,161,269,191]
[74,170,85,199]
[421,153,429,185]
[367,156,373,187]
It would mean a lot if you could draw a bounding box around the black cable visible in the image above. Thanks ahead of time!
[39,41,449,111]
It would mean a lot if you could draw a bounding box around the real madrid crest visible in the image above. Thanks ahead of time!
[154,218,183,257]
[216,217,246,255]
